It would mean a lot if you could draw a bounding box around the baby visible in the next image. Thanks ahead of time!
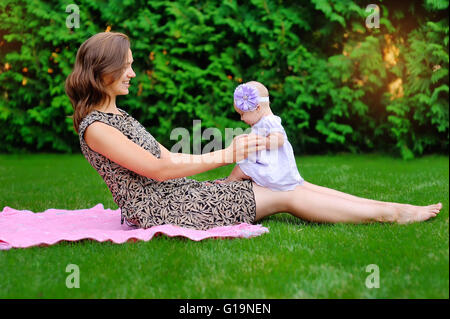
[220,81,304,191]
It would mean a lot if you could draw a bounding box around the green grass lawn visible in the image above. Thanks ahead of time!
[0,153,448,299]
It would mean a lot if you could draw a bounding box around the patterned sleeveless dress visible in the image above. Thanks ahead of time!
[78,108,256,230]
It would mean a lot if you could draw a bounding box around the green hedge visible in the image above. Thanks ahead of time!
[0,0,448,158]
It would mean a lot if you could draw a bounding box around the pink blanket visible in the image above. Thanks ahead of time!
[0,204,269,250]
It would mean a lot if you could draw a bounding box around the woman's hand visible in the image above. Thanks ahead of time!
[225,134,266,163]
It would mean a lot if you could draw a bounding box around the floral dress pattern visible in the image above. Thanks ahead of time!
[78,108,256,230]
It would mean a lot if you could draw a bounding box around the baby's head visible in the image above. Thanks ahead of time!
[233,81,271,125]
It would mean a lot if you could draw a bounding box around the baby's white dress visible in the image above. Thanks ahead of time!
[238,115,304,191]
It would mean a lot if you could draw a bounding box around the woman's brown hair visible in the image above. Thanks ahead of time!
[65,32,130,133]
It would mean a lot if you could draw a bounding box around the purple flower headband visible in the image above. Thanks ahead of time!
[234,84,270,112]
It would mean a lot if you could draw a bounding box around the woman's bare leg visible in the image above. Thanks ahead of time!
[252,183,441,224]
[301,181,442,213]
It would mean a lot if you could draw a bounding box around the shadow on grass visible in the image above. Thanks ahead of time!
[259,212,395,229]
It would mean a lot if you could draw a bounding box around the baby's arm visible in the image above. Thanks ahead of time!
[266,132,284,150]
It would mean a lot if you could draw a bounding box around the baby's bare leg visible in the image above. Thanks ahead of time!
[230,165,251,180]
[219,165,251,183]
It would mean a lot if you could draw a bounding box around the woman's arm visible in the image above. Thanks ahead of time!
[84,122,265,181]
[158,142,230,165]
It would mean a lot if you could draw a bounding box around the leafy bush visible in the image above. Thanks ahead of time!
[0,0,448,158]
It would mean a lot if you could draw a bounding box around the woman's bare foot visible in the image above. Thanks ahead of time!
[393,202,442,224]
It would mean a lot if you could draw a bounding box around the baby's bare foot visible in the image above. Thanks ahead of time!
[393,202,442,224]
[215,178,231,184]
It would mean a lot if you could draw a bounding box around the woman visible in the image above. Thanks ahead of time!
[65,32,442,230]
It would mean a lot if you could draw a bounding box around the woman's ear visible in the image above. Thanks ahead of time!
[101,73,114,86]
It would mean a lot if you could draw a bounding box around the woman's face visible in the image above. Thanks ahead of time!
[105,48,136,96]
